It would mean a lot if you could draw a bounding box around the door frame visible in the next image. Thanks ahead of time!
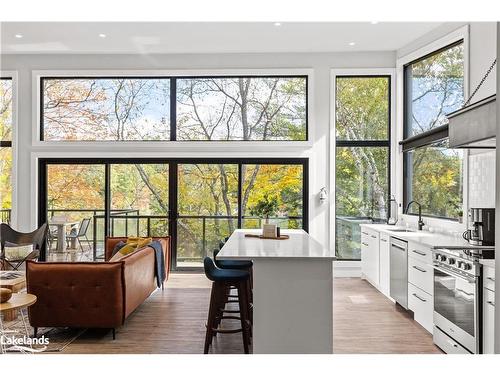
[38,157,309,270]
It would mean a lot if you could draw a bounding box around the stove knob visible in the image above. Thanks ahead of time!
[440,255,447,262]
[457,261,463,269]
[448,258,456,265]
[435,253,441,260]
[462,263,472,271]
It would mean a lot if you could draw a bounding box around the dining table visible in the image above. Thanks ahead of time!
[49,219,79,252]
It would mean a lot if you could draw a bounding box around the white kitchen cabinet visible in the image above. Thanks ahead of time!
[408,283,433,333]
[484,265,495,293]
[361,230,369,279]
[408,241,433,264]
[408,256,433,296]
[360,227,379,288]
[407,241,433,333]
[379,233,390,297]
[483,265,495,354]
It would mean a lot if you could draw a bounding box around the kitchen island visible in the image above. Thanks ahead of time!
[218,229,335,354]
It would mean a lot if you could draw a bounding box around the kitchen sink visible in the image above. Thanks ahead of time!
[387,228,415,233]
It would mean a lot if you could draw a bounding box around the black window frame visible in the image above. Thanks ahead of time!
[402,40,465,222]
[38,157,308,271]
[39,75,309,142]
[0,77,13,148]
[334,74,392,261]
[0,77,13,225]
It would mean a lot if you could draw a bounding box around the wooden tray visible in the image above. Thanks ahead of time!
[244,234,290,240]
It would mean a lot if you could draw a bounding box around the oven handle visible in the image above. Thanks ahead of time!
[433,265,476,283]
[456,288,474,297]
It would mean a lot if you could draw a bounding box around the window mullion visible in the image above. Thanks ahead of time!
[170,78,177,141]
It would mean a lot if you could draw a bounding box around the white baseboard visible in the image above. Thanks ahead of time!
[334,261,361,277]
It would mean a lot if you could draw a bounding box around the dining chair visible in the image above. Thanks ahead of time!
[66,218,92,253]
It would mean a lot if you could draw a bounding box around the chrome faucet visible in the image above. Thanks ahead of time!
[405,200,425,231]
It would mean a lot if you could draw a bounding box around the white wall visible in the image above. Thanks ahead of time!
[0,50,395,251]
[397,22,497,229]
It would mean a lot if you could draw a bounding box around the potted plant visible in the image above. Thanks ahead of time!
[250,195,279,224]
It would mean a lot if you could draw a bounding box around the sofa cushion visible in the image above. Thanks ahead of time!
[109,237,152,262]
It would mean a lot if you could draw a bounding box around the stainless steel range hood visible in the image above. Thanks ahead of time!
[447,95,496,149]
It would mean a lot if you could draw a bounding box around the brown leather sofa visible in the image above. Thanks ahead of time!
[26,237,170,338]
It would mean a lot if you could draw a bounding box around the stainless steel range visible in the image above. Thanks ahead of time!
[432,247,494,354]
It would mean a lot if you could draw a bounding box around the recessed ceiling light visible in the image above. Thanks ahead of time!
[348,42,356,46]
[371,21,379,24]
[274,22,282,27]
[15,34,23,39]
[99,33,107,38]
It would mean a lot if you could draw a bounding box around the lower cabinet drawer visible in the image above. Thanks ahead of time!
[408,283,433,333]
[483,266,495,292]
[408,241,432,264]
[433,326,471,354]
[408,256,433,295]
[483,288,495,354]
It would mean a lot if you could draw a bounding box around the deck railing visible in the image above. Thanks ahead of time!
[44,208,301,263]
[0,209,11,224]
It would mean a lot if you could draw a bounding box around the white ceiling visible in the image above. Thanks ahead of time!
[0,22,442,54]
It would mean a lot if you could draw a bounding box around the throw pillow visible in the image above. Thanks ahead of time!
[120,237,153,255]
[109,237,152,262]
[111,241,126,257]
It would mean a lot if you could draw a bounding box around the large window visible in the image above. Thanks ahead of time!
[403,41,464,220]
[41,76,307,142]
[335,76,391,260]
[0,77,13,224]
[39,158,307,268]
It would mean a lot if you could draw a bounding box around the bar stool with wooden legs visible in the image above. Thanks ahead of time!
[213,248,253,319]
[203,257,252,354]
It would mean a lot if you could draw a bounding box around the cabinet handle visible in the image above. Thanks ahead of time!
[362,242,369,246]
[487,301,495,307]
[412,293,427,302]
[487,277,495,282]
[412,250,426,256]
[412,265,427,273]
[447,340,459,348]
[361,231,368,235]
[381,239,387,242]
[371,235,377,239]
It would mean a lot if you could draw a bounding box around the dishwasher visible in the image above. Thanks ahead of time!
[390,237,408,309]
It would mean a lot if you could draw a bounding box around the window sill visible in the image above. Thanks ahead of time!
[31,140,314,150]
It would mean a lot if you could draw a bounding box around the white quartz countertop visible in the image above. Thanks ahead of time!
[360,223,495,250]
[218,229,335,260]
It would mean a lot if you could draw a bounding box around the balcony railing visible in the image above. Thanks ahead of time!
[0,209,11,224]
[44,208,301,264]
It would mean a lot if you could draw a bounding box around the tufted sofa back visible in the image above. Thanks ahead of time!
[26,261,125,328]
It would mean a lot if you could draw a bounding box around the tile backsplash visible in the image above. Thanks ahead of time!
[468,150,495,208]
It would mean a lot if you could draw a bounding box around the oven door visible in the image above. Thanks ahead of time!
[433,265,479,353]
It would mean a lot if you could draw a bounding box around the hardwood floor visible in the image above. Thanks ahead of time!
[334,278,441,354]
[61,274,441,354]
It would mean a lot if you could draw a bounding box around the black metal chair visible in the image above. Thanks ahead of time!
[0,223,48,270]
